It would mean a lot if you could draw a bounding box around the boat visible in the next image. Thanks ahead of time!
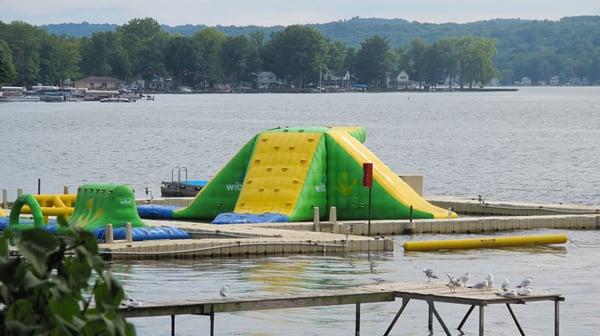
[160,166,207,197]
[99,97,131,103]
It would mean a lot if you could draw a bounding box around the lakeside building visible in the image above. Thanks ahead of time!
[550,76,561,86]
[387,70,414,89]
[75,76,124,90]
[257,71,280,89]
[322,70,352,89]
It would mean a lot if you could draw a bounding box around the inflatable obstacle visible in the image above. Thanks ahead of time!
[5,184,189,240]
[403,234,568,251]
[174,127,456,223]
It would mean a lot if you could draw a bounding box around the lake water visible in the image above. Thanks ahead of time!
[1,88,600,334]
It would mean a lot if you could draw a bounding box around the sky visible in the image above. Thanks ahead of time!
[0,0,599,26]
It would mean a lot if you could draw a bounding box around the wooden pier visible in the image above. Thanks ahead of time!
[120,282,563,336]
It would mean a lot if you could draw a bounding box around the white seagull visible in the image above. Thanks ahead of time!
[500,289,518,298]
[446,274,462,293]
[485,273,495,289]
[219,284,230,298]
[517,287,533,296]
[472,279,489,290]
[423,268,439,282]
[459,273,471,286]
[501,279,510,292]
[516,277,533,288]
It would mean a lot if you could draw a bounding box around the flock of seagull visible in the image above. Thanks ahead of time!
[423,268,534,298]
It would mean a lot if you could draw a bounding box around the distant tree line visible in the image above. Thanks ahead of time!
[1,18,501,88]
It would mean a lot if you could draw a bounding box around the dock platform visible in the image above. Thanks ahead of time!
[120,282,563,336]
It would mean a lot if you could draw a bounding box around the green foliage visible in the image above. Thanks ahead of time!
[355,35,394,86]
[80,32,130,79]
[194,28,227,85]
[0,228,135,336]
[221,35,261,83]
[0,39,16,84]
[266,25,328,87]
[2,16,599,87]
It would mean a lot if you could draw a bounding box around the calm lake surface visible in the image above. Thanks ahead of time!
[1,87,600,334]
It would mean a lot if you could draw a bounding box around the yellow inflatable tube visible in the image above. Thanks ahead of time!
[403,234,567,251]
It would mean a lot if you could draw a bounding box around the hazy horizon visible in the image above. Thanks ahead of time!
[1,0,598,26]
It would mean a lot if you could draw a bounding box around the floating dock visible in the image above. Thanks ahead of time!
[120,282,563,336]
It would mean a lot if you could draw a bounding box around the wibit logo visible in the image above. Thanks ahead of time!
[225,182,243,191]
[315,183,326,193]
[119,198,132,205]
[225,174,246,192]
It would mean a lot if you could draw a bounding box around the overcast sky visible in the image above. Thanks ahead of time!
[1,0,599,26]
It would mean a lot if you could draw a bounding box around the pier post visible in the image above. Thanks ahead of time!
[63,185,69,194]
[37,178,41,194]
[17,188,22,196]
[126,222,133,242]
[355,303,361,336]
[170,315,175,336]
[105,224,114,243]
[329,206,337,224]
[428,300,433,332]
[479,305,485,336]
[554,299,560,336]
[2,189,7,209]
[313,207,320,232]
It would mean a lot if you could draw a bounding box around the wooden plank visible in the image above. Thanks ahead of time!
[120,290,396,318]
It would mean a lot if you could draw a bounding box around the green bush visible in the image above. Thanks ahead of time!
[0,228,135,335]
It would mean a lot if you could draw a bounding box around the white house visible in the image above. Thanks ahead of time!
[322,69,352,88]
[390,70,413,89]
[257,71,279,89]
[520,77,532,86]
[550,76,560,86]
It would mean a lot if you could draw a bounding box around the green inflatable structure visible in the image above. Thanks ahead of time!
[174,126,457,223]
[68,184,145,231]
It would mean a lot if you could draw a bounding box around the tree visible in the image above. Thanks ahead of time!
[325,41,348,74]
[456,36,499,88]
[0,21,41,85]
[0,227,135,335]
[0,39,16,84]
[194,28,226,86]
[266,25,327,87]
[164,36,201,86]
[39,35,81,85]
[80,32,130,79]
[355,35,394,87]
[117,18,167,82]
[407,38,427,88]
[220,35,261,83]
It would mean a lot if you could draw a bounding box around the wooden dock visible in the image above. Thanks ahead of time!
[120,282,563,336]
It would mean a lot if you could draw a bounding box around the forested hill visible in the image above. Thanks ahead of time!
[39,16,600,83]
[42,16,600,48]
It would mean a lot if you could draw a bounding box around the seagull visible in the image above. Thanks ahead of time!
[459,273,470,286]
[485,273,495,289]
[471,279,489,290]
[501,279,510,292]
[446,274,462,293]
[219,284,230,298]
[122,292,143,308]
[423,268,439,282]
[516,277,533,288]
[499,289,518,298]
[517,287,533,296]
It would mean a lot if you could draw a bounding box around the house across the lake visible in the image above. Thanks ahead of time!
[74,76,125,90]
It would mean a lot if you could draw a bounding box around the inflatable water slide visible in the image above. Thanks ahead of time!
[174,127,456,223]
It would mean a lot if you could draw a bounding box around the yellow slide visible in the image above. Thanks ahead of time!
[328,129,456,219]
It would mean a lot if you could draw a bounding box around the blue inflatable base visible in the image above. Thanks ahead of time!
[91,226,190,241]
[0,217,58,231]
[212,212,289,224]
[137,204,180,220]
